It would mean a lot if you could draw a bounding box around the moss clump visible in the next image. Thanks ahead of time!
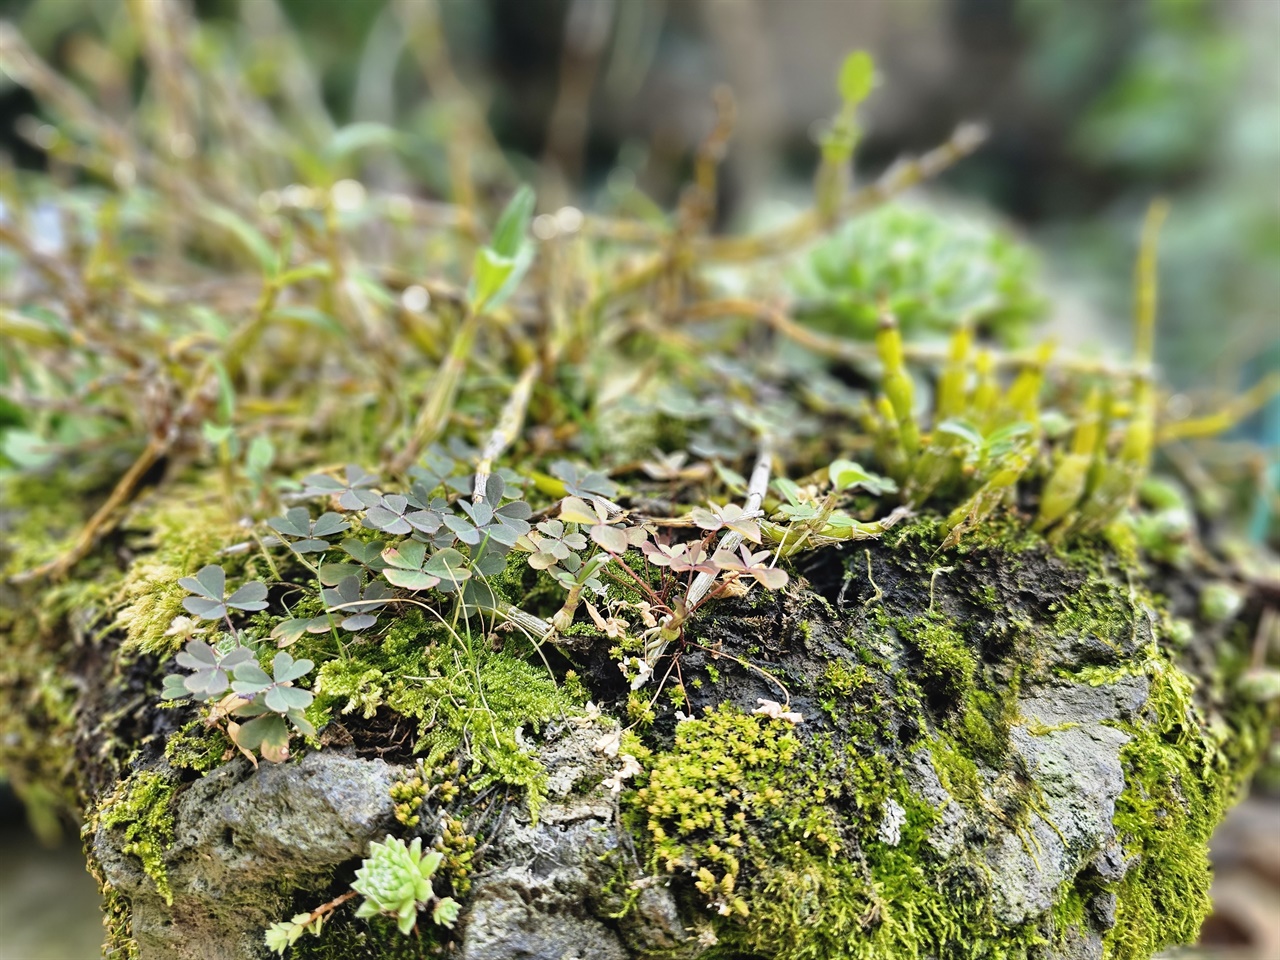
[97,772,178,906]
[905,615,976,700]
[629,705,844,922]
[306,610,582,813]
[1048,573,1136,649]
[625,704,1065,960]
[164,719,231,774]
[99,882,139,960]
[1103,650,1262,960]
[111,494,244,656]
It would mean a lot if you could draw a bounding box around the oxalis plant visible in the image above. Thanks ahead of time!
[2,6,1277,958]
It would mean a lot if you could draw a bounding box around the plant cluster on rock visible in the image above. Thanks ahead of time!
[0,7,1276,960]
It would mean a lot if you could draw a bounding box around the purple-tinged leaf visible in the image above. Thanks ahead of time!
[590,524,629,555]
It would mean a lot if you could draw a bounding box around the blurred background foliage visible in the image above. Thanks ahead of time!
[3,0,1274,410]
[0,0,1275,957]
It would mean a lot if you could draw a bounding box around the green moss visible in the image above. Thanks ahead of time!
[953,685,1019,766]
[625,706,1061,960]
[904,615,975,701]
[308,610,582,814]
[927,733,986,811]
[164,719,231,773]
[1046,569,1137,651]
[97,772,178,905]
[99,882,139,960]
[287,912,446,959]
[112,493,244,656]
[629,705,842,922]
[1102,649,1263,960]
[0,579,103,840]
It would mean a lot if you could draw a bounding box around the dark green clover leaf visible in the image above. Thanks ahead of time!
[321,575,393,631]
[231,708,290,754]
[380,540,441,592]
[302,464,381,510]
[409,447,471,496]
[267,507,350,553]
[342,538,389,571]
[170,641,255,699]
[231,652,314,714]
[230,659,273,695]
[178,564,269,620]
[551,460,618,500]
[160,673,191,701]
[423,547,471,592]
[271,614,334,647]
[364,494,444,537]
[318,561,364,585]
[453,488,531,546]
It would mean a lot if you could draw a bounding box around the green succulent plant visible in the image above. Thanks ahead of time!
[790,202,1045,344]
[351,836,460,935]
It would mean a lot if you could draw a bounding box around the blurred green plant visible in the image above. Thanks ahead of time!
[790,203,1046,344]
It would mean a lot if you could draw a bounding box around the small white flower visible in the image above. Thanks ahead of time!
[619,656,653,691]
[593,729,622,758]
[753,698,804,725]
[602,754,643,795]
[163,615,206,641]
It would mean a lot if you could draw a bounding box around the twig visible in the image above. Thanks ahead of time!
[692,123,987,263]
[10,437,168,583]
[474,363,541,503]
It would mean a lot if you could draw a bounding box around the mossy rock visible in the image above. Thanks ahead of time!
[1,12,1274,960]
[78,520,1270,960]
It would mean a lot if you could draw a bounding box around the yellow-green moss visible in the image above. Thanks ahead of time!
[97,772,178,905]
[99,882,139,960]
[1102,649,1268,960]
[305,610,582,813]
[112,493,243,656]
[624,705,1068,960]
[164,718,231,774]
[905,615,975,700]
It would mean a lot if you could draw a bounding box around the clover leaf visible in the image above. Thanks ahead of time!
[422,547,471,592]
[380,540,441,591]
[163,641,257,700]
[267,507,350,553]
[551,460,618,500]
[321,575,393,631]
[178,564,269,620]
[302,464,381,510]
[364,494,445,537]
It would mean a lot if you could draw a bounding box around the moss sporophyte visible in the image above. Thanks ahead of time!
[1,15,1276,960]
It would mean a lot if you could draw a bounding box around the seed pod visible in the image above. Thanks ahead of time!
[1002,342,1054,426]
[970,349,999,429]
[935,325,972,420]
[873,394,908,480]
[942,444,1034,549]
[1075,378,1151,533]
[876,315,919,460]
[1034,387,1101,533]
